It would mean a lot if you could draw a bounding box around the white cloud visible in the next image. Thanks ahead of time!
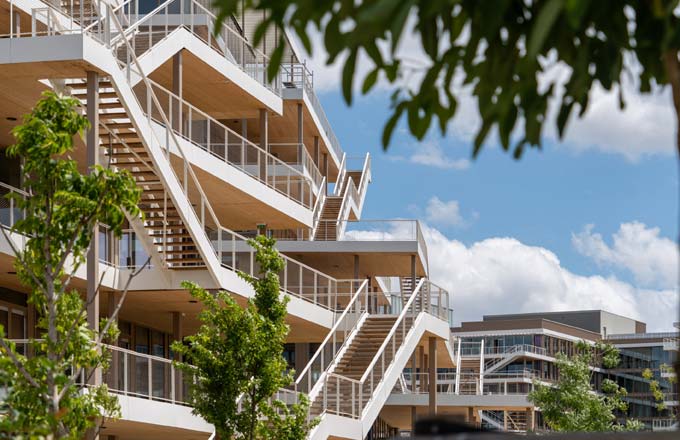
[572,222,678,289]
[425,197,466,227]
[418,225,678,332]
[408,141,470,170]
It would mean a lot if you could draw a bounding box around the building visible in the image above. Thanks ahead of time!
[380,311,678,434]
[0,1,455,439]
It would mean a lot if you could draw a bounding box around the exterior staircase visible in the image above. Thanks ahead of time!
[314,196,341,240]
[68,77,205,269]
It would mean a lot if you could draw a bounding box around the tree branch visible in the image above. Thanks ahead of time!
[663,50,680,156]
[0,337,41,389]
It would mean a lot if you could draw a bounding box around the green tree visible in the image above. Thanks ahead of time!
[214,0,680,156]
[0,91,143,438]
[644,364,678,418]
[529,341,644,432]
[171,235,316,440]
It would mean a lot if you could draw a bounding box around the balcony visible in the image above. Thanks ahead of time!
[278,62,344,165]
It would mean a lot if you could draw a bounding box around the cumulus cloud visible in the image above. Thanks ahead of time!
[389,140,470,170]
[409,141,470,170]
[572,222,678,290]
[425,197,466,227]
[418,225,678,332]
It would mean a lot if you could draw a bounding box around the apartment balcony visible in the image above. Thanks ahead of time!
[255,220,429,281]
[278,62,344,169]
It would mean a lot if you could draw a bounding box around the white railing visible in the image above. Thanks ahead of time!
[294,279,370,395]
[333,153,347,197]
[0,182,27,229]
[109,0,279,92]
[268,143,324,190]
[7,340,191,405]
[145,80,315,208]
[663,337,679,351]
[278,62,344,164]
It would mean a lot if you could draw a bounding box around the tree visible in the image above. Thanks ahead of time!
[528,341,644,432]
[214,0,680,157]
[0,91,143,438]
[171,235,316,440]
[644,364,678,417]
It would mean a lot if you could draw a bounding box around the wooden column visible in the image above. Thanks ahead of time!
[323,153,328,195]
[411,351,417,430]
[86,71,101,389]
[172,51,183,134]
[297,103,304,163]
[314,136,320,166]
[259,109,268,180]
[526,407,534,431]
[418,345,425,393]
[295,343,309,379]
[108,292,121,390]
[172,311,184,401]
[428,337,437,415]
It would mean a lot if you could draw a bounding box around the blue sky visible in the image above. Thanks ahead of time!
[315,85,679,330]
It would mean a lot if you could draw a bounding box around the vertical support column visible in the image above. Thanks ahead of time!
[503,411,508,431]
[259,109,268,180]
[241,118,248,164]
[410,350,417,430]
[314,136,320,166]
[85,70,100,440]
[322,153,328,195]
[479,339,484,395]
[418,345,424,393]
[172,51,183,134]
[108,292,121,390]
[172,311,184,402]
[428,337,437,415]
[526,407,534,431]
[297,103,304,164]
[12,11,21,37]
[353,254,360,309]
[294,343,309,379]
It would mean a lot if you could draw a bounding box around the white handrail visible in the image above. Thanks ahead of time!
[333,153,347,197]
[294,279,369,393]
[359,278,425,384]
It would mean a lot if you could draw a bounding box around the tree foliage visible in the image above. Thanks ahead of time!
[214,0,680,158]
[0,91,141,438]
[171,235,316,440]
[528,341,644,432]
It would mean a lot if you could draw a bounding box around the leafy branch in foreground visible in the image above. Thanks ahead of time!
[529,341,643,432]
[172,235,317,440]
[214,0,680,158]
[0,91,142,438]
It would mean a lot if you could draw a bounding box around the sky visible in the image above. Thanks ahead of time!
[299,33,679,332]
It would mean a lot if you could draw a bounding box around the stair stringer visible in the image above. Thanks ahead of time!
[309,313,451,440]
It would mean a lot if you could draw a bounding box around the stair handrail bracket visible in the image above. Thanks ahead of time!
[295,279,370,398]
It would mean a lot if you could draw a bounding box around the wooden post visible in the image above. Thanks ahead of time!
[172,311,183,401]
[428,337,437,415]
[172,51,183,134]
[259,109,268,180]
[85,69,100,440]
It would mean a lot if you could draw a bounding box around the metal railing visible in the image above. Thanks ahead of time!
[109,0,278,92]
[0,182,27,228]
[294,279,370,395]
[103,343,191,405]
[278,63,343,163]
[268,143,324,190]
[6,340,191,405]
[144,79,315,208]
